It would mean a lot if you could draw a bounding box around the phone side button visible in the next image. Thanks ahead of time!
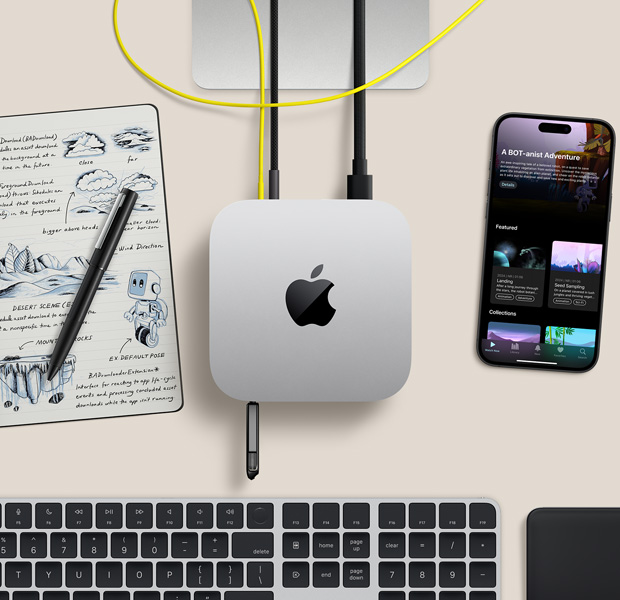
[485,180,490,219]
[610,193,613,221]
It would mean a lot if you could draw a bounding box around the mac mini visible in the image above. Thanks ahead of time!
[209,200,411,402]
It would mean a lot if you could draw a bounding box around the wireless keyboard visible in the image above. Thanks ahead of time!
[0,498,500,599]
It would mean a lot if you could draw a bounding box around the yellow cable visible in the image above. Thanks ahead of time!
[248,0,266,199]
[113,0,486,109]
[114,0,486,198]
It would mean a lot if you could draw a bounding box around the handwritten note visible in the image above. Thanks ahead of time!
[0,104,183,426]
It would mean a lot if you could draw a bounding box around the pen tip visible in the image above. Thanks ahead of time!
[47,365,59,381]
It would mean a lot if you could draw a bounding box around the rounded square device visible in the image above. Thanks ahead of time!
[209,200,411,402]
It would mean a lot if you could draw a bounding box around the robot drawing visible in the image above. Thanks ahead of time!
[124,270,168,348]
[575,172,598,213]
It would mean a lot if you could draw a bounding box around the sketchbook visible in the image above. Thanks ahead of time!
[0,104,183,427]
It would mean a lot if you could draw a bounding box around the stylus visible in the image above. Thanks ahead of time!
[246,402,259,480]
[47,188,139,381]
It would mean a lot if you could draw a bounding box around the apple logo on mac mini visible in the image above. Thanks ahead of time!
[285,264,335,327]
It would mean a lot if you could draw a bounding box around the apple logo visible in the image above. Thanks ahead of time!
[285,264,336,327]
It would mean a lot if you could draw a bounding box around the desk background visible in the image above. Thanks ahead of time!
[1,2,618,598]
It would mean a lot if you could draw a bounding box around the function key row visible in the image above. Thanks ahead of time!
[0,595,229,600]
[0,502,495,531]
[379,503,495,531]
[283,503,495,531]
[0,504,272,531]
[380,593,495,600]
[0,595,496,600]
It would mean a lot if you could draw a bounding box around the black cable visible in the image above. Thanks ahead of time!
[269,0,280,199]
[247,0,281,481]
[347,0,373,200]
[353,0,366,174]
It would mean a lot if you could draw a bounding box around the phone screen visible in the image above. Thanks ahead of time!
[478,114,614,371]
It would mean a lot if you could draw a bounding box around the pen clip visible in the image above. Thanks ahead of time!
[94,189,127,249]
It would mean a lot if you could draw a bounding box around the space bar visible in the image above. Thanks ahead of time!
[225,593,274,600]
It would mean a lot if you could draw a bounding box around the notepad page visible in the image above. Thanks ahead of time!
[0,104,183,426]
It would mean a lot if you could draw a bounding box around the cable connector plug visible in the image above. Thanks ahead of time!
[269,169,280,200]
[347,160,373,200]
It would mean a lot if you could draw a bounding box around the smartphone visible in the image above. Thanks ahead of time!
[477,113,615,371]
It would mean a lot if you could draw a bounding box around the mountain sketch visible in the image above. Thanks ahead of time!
[0,243,117,298]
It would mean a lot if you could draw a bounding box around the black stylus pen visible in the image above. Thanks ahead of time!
[47,188,139,381]
[246,402,259,480]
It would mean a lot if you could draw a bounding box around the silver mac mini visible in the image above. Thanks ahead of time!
[209,200,411,402]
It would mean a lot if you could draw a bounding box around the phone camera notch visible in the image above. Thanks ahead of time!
[538,122,572,134]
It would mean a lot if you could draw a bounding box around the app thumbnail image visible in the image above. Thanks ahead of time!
[493,239,546,270]
[495,119,612,213]
[545,326,596,347]
[550,241,602,274]
[487,322,541,343]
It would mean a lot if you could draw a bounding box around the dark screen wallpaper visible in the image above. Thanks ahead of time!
[478,114,614,371]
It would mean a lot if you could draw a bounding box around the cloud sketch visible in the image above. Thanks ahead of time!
[77,169,117,192]
[89,192,117,211]
[120,173,158,192]
[90,192,116,205]
[112,126,156,152]
[62,132,105,158]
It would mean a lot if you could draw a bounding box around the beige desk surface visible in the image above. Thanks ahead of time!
[1,1,618,598]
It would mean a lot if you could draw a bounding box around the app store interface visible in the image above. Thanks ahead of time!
[480,117,612,370]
